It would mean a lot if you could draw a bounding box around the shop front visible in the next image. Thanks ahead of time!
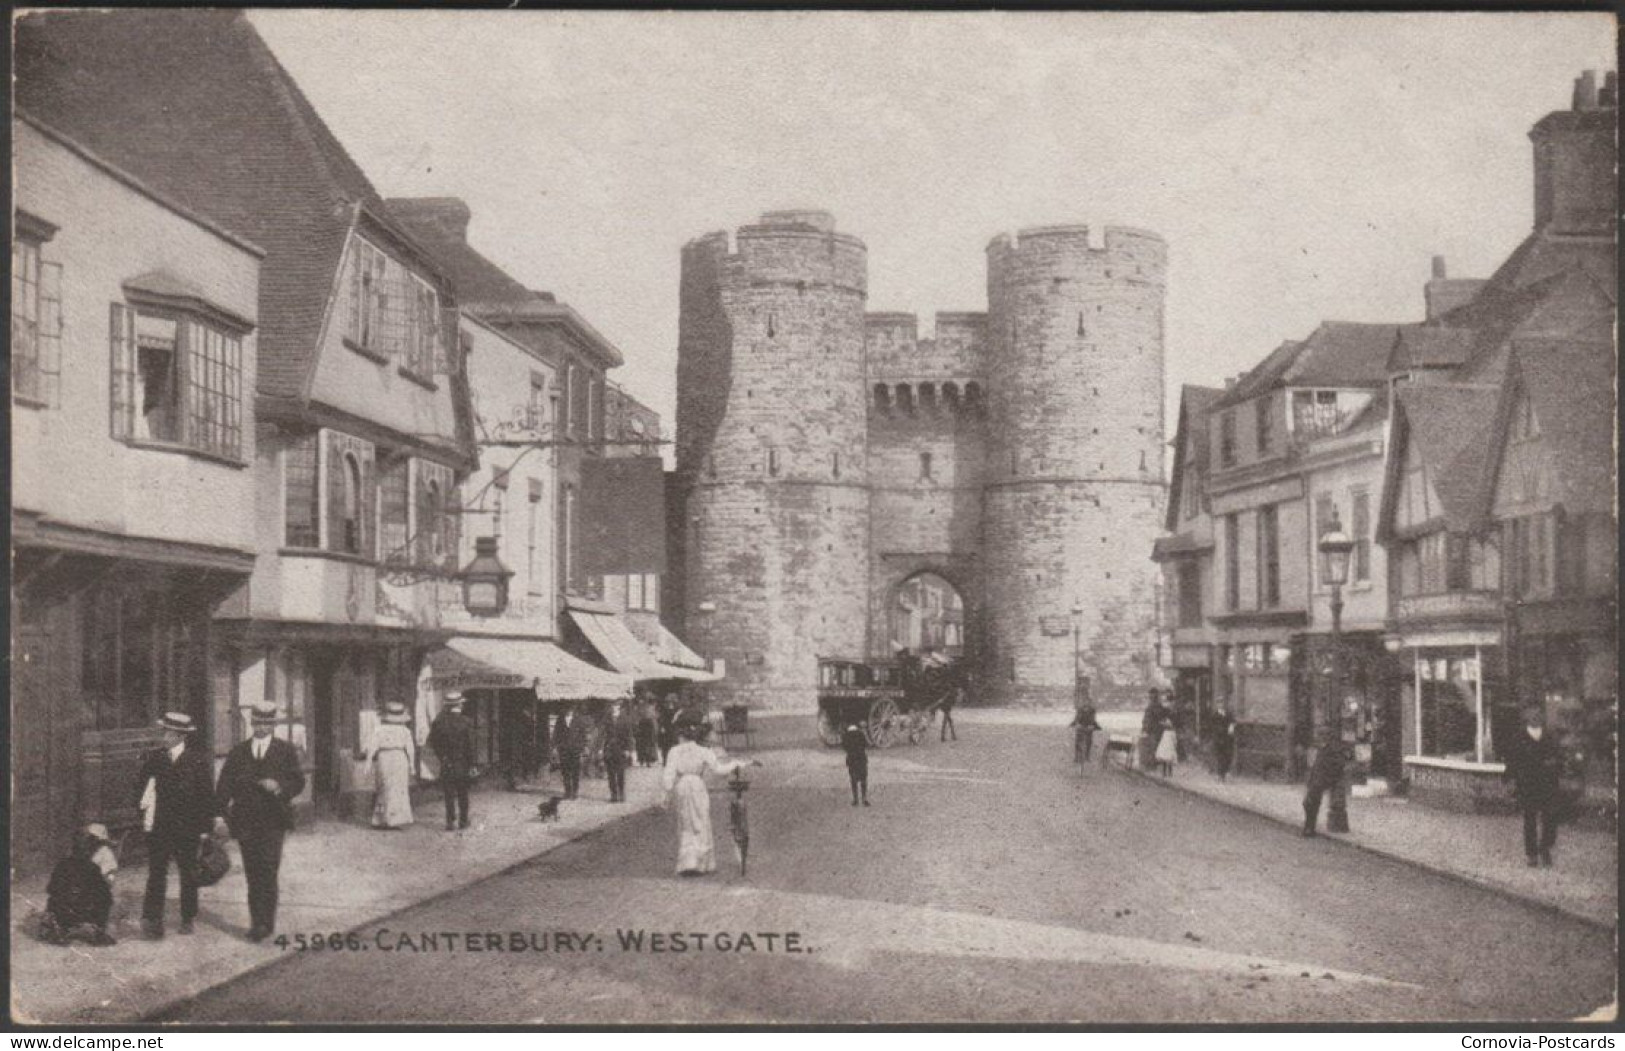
[1389,625,1510,813]
[1509,597,1617,818]
[11,526,252,875]
[1289,631,1403,785]
[1214,637,1296,781]
[215,626,436,822]
[425,636,633,786]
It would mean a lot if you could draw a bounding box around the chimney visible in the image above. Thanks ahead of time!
[1573,70,1599,110]
[1529,70,1617,233]
[385,197,472,243]
[1431,255,1447,280]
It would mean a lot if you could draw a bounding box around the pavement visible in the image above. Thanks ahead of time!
[165,720,1616,1024]
[1067,712,1618,930]
[11,710,1618,1024]
[9,765,667,1024]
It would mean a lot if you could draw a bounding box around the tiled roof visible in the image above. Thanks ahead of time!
[1284,321,1401,388]
[1395,385,1501,532]
[1212,340,1302,409]
[387,200,623,368]
[385,199,552,310]
[1389,326,1475,372]
[1164,384,1223,532]
[1505,340,1616,516]
[14,10,430,401]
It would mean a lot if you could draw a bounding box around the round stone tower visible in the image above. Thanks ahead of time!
[674,211,871,710]
[980,224,1168,707]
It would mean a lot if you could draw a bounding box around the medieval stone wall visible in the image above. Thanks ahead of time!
[675,213,1167,710]
[674,212,872,710]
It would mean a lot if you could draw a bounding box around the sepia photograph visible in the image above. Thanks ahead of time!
[7,8,1618,1028]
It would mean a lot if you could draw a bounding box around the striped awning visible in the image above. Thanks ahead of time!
[426,637,632,700]
[567,609,721,683]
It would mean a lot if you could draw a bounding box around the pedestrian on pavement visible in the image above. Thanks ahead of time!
[137,711,216,940]
[656,697,679,764]
[1211,705,1237,782]
[1154,712,1179,777]
[634,696,659,766]
[554,703,589,801]
[1504,707,1564,867]
[42,824,118,946]
[361,701,416,829]
[603,701,633,803]
[1071,701,1101,763]
[1301,728,1352,837]
[661,713,759,875]
[429,693,476,830]
[216,700,306,942]
[940,683,961,742]
[842,722,871,806]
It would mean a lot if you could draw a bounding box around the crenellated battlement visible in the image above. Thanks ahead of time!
[986,224,1167,287]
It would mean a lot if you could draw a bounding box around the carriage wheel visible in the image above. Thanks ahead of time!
[868,697,900,749]
[817,706,843,748]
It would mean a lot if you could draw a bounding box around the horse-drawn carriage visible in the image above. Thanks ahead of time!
[816,654,961,749]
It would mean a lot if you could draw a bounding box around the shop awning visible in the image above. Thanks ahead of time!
[567,608,722,683]
[426,637,632,700]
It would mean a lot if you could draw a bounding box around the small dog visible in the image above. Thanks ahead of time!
[536,796,563,822]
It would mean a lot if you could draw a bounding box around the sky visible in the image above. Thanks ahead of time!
[249,11,1615,438]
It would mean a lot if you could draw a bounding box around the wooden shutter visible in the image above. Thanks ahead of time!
[108,303,135,438]
[36,262,62,407]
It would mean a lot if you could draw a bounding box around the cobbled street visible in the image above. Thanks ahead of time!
[167,723,1615,1024]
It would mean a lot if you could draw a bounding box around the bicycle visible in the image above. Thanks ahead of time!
[726,763,762,877]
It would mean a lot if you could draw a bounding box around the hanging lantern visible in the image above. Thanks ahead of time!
[461,536,512,617]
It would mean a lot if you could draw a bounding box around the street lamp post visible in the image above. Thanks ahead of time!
[1071,601,1084,704]
[1318,511,1356,834]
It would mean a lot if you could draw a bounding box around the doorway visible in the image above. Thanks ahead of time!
[889,572,965,660]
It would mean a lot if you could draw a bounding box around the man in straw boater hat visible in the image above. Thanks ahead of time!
[216,700,306,941]
[136,711,216,939]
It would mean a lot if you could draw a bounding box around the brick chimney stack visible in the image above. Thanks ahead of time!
[1530,70,1617,234]
[1424,254,1487,321]
[384,197,472,243]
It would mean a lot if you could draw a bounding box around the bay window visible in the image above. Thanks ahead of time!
[110,303,245,460]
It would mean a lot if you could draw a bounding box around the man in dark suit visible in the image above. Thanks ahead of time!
[602,702,633,803]
[1301,728,1353,837]
[554,704,589,800]
[429,692,475,830]
[216,701,306,942]
[137,711,217,939]
[1505,707,1564,867]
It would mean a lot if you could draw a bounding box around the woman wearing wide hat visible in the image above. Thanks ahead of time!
[660,710,760,876]
[363,701,417,829]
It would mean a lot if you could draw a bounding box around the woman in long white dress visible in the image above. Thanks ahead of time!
[366,701,417,829]
[661,718,760,876]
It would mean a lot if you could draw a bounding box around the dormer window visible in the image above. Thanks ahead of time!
[344,235,442,376]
